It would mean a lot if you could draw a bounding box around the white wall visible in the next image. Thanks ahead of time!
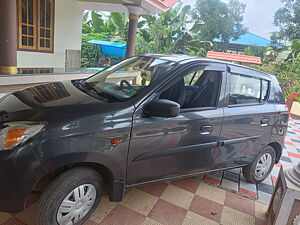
[16,0,162,68]
[17,0,83,68]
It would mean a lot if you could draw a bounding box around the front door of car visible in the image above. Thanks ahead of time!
[211,66,275,169]
[126,64,226,185]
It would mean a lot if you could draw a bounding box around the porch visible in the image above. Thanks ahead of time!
[0,0,178,74]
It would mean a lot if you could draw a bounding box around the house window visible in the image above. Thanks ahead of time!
[18,0,54,52]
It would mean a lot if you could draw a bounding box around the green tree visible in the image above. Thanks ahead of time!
[137,4,184,54]
[192,0,247,42]
[251,39,300,98]
[271,0,300,43]
[81,0,247,66]
[81,11,130,67]
[276,39,300,72]
[109,13,128,40]
[82,11,105,33]
[82,11,128,41]
[136,3,211,56]
[243,46,268,58]
[81,33,113,68]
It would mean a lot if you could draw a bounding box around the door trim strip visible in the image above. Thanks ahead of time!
[218,135,260,146]
[132,142,218,161]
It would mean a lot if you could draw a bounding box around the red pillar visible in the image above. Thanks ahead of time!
[0,0,18,74]
[126,14,139,58]
[125,5,141,58]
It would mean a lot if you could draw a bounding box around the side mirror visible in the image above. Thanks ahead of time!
[144,99,180,118]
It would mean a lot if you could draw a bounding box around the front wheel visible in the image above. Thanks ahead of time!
[242,146,276,183]
[36,167,103,225]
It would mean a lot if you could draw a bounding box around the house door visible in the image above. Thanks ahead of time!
[65,50,81,70]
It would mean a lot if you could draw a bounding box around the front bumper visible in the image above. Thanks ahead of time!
[0,145,46,213]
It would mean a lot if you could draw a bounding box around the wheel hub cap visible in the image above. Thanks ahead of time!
[57,184,97,225]
[76,203,82,210]
[255,153,272,178]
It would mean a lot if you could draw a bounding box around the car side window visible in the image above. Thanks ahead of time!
[261,79,270,102]
[160,69,221,109]
[184,71,204,86]
[229,73,270,105]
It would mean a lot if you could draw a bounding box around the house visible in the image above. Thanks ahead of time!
[214,32,272,52]
[0,0,179,74]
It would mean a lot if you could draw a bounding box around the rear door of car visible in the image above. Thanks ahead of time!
[211,65,276,169]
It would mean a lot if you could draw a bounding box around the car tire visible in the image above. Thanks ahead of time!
[242,145,276,183]
[36,167,103,225]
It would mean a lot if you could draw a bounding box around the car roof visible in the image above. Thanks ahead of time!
[139,53,272,77]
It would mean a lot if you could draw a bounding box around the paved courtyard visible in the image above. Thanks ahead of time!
[0,180,269,225]
[0,92,299,224]
[194,117,300,205]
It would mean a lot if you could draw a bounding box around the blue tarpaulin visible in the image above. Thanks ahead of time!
[87,40,127,58]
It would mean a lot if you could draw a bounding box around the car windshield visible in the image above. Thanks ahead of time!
[82,56,176,102]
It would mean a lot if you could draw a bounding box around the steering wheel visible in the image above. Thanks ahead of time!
[120,80,133,90]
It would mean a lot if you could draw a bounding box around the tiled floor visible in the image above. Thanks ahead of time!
[0,96,299,225]
[0,180,268,225]
[194,117,300,205]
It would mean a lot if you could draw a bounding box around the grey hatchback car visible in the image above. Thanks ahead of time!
[0,54,288,225]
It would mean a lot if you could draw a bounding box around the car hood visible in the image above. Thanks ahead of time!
[0,80,126,123]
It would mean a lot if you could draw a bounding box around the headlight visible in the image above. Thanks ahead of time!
[0,122,45,150]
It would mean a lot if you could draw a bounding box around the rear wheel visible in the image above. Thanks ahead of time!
[36,167,103,225]
[242,146,276,183]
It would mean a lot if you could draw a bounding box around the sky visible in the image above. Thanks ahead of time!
[181,0,284,39]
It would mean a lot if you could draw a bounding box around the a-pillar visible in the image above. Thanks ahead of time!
[0,0,18,74]
[125,5,142,58]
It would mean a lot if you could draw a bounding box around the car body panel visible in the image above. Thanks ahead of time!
[30,105,133,181]
[213,103,276,168]
[269,75,289,161]
[127,105,224,184]
[0,145,46,213]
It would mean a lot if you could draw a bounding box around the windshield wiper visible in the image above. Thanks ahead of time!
[81,82,121,102]
[81,81,98,93]
[96,91,122,102]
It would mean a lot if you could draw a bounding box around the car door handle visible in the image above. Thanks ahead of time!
[200,125,213,135]
[260,118,269,127]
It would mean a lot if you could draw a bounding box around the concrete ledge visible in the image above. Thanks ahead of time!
[0,73,92,93]
[291,101,300,118]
